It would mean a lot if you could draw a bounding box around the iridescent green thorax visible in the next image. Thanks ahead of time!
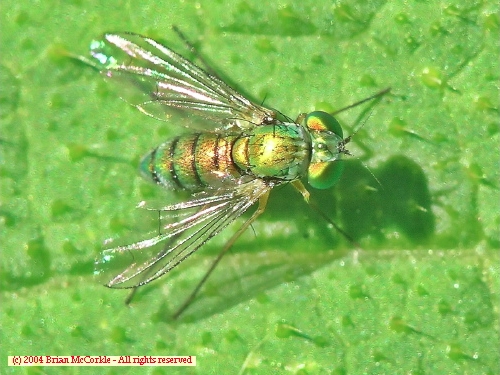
[232,124,310,181]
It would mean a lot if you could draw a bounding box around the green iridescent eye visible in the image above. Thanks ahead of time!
[305,111,343,137]
[308,161,345,189]
[306,111,345,189]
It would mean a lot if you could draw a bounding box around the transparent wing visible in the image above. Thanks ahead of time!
[90,32,277,132]
[95,178,272,288]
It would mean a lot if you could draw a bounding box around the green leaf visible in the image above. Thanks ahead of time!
[1,0,498,374]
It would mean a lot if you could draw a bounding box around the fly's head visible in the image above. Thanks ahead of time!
[305,111,349,189]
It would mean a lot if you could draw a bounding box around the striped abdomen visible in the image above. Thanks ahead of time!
[141,124,311,192]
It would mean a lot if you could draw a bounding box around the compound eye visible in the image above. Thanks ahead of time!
[308,161,344,189]
[305,111,343,137]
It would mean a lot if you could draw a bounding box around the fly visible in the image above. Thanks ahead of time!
[88,31,389,318]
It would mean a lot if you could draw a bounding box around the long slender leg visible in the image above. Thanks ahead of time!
[125,284,140,305]
[172,26,221,79]
[291,180,310,203]
[331,87,391,116]
[291,180,360,247]
[172,191,271,319]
